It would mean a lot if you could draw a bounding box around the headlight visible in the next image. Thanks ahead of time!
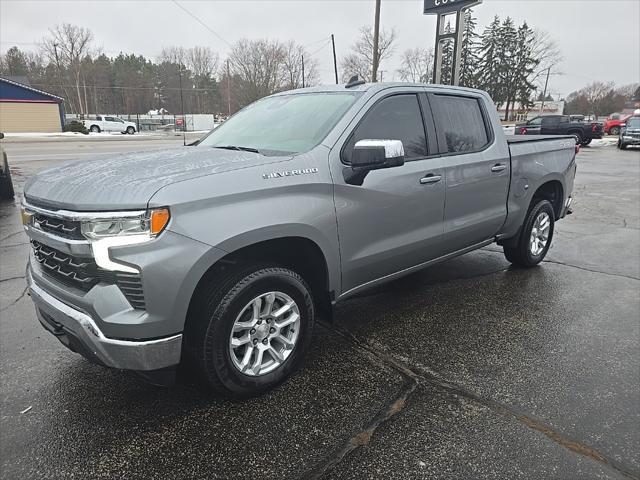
[81,208,170,240]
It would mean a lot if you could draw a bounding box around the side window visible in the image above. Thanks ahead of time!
[541,117,559,126]
[430,95,489,153]
[528,117,542,126]
[343,94,428,164]
[105,116,116,122]
[96,116,102,121]
[559,116,569,124]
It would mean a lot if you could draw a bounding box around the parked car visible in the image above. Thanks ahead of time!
[516,114,603,146]
[0,132,15,200]
[604,113,631,136]
[22,82,577,397]
[82,115,137,134]
[618,115,640,150]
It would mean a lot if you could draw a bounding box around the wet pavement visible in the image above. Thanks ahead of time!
[1,139,639,479]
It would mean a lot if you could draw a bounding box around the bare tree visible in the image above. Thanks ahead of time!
[341,25,396,82]
[582,81,615,117]
[228,39,286,106]
[187,46,219,78]
[41,24,94,114]
[281,41,319,90]
[159,46,188,66]
[397,47,434,83]
[529,29,563,90]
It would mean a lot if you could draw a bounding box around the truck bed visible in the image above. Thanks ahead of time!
[506,135,575,144]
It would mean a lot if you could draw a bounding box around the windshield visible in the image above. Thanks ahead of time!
[199,92,361,155]
[626,118,640,129]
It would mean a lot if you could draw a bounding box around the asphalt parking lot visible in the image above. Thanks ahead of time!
[1,138,638,479]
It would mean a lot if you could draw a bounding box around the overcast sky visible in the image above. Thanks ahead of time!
[1,0,639,98]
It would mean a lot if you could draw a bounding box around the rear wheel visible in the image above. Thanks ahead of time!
[570,131,583,145]
[126,126,135,134]
[580,138,592,146]
[184,264,315,398]
[89,125,101,133]
[503,199,555,267]
[610,126,620,136]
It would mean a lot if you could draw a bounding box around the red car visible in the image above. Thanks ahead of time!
[604,113,631,136]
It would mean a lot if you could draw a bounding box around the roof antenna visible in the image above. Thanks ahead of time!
[345,75,366,88]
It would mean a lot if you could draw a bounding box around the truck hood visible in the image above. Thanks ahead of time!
[24,146,291,210]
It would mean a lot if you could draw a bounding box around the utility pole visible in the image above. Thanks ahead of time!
[331,34,338,84]
[540,66,551,114]
[226,59,231,117]
[178,64,186,146]
[301,55,305,88]
[371,0,382,82]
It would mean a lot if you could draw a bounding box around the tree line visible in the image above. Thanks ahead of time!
[0,24,319,116]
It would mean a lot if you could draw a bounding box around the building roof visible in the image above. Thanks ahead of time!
[0,76,64,102]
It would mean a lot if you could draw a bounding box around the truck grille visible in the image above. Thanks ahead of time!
[31,240,145,309]
[33,213,83,240]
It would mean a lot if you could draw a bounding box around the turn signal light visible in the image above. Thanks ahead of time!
[150,208,170,235]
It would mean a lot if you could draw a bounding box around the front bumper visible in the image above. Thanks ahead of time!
[621,135,640,146]
[27,266,182,371]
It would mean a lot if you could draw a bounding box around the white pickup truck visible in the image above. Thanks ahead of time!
[82,115,137,134]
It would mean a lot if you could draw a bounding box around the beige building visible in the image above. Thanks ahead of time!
[0,77,64,133]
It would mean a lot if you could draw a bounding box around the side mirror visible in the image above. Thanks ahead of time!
[344,139,405,185]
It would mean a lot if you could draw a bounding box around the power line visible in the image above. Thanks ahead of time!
[171,0,232,48]
[307,39,331,59]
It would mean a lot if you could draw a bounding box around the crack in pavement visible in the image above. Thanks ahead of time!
[0,285,28,313]
[481,248,639,281]
[0,241,29,248]
[0,275,25,284]
[310,322,640,480]
[0,230,25,243]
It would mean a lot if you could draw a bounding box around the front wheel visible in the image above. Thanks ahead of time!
[184,264,315,398]
[503,199,555,267]
[619,142,628,150]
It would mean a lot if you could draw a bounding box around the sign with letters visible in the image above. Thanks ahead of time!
[423,0,481,15]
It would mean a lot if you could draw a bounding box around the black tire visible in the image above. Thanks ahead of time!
[0,154,14,200]
[90,125,101,133]
[503,199,555,268]
[619,143,628,150]
[580,138,592,146]
[126,126,135,135]
[184,264,315,398]
[609,126,620,136]
[570,131,583,145]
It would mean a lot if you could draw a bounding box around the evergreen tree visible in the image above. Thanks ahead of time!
[440,22,454,85]
[503,21,538,120]
[477,16,503,104]
[459,9,479,88]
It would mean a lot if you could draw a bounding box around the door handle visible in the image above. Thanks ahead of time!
[420,174,442,185]
[491,164,507,173]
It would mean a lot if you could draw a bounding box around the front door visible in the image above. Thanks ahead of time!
[331,92,446,295]
[429,92,510,252]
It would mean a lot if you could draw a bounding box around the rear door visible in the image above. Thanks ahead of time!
[429,92,510,253]
[104,116,120,132]
[331,91,446,295]
[540,116,560,135]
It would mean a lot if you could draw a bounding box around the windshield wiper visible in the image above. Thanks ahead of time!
[213,145,261,154]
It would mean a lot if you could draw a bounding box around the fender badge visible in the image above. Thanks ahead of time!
[262,167,319,179]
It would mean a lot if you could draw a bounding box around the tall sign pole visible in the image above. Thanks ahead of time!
[424,0,482,86]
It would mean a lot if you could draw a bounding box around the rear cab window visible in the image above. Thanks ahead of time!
[430,94,491,154]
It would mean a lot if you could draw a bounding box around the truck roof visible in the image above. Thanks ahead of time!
[271,82,486,97]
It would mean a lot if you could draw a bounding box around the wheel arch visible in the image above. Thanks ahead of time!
[183,234,335,334]
[532,179,564,220]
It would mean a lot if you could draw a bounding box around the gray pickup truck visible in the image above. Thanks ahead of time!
[22,83,576,396]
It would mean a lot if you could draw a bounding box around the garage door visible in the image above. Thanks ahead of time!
[0,101,62,133]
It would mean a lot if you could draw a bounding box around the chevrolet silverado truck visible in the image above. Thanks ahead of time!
[515,114,603,146]
[22,82,576,397]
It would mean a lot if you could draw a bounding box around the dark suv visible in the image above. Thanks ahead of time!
[618,116,640,150]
